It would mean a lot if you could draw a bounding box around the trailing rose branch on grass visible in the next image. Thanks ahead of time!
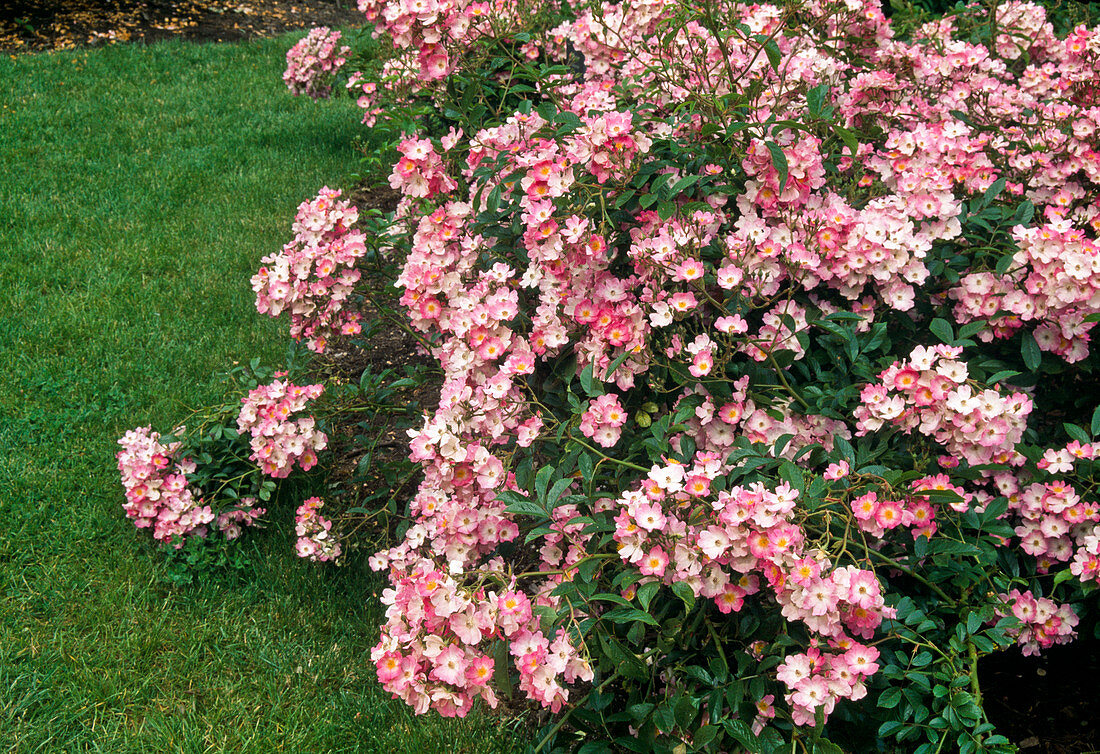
[119,0,1100,751]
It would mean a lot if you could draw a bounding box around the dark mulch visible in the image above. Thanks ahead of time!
[980,630,1100,753]
[0,0,362,53]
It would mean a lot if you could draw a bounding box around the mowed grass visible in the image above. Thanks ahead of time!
[0,36,526,752]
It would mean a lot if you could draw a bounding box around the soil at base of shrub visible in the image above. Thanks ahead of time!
[0,0,362,53]
[980,629,1100,753]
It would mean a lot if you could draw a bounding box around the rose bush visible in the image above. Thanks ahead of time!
[119,0,1100,750]
[313,0,1100,750]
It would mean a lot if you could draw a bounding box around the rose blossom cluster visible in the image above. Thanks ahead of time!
[117,427,263,544]
[365,109,668,718]
[995,589,1079,656]
[612,468,893,726]
[283,27,350,100]
[347,0,537,126]
[357,0,528,85]
[838,473,972,544]
[389,134,459,200]
[236,379,327,478]
[854,345,1032,467]
[117,426,214,544]
[776,643,882,726]
[458,108,656,390]
[252,187,366,353]
[865,4,1100,359]
[849,490,937,541]
[370,557,593,716]
[580,393,627,448]
[294,496,342,562]
[949,224,1100,362]
[215,500,265,541]
[1016,441,1100,580]
[671,378,850,466]
[988,469,1100,573]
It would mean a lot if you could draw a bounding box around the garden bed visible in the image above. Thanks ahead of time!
[0,0,361,52]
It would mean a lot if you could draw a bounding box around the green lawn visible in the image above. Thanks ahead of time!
[0,35,525,752]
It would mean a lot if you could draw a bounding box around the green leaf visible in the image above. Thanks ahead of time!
[505,499,546,518]
[1053,568,1075,587]
[671,581,696,611]
[674,694,697,729]
[878,687,903,709]
[833,125,858,156]
[986,369,1019,384]
[579,364,600,396]
[579,557,603,582]
[778,460,803,491]
[722,720,762,752]
[592,592,631,606]
[995,251,1016,274]
[637,581,661,611]
[763,38,782,72]
[670,175,701,195]
[1013,200,1035,226]
[654,701,676,733]
[878,720,905,738]
[1064,422,1090,444]
[493,640,514,698]
[813,742,845,754]
[930,539,982,556]
[578,452,594,485]
[613,189,636,209]
[485,185,502,213]
[980,497,1008,523]
[979,175,1006,209]
[764,141,789,193]
[1092,406,1100,438]
[546,476,574,508]
[604,607,659,626]
[929,318,954,344]
[523,526,554,543]
[497,489,530,506]
[949,109,974,126]
[683,665,715,686]
[834,435,856,466]
[599,634,648,680]
[628,702,655,721]
[535,465,554,501]
[911,651,932,667]
[1021,331,1041,371]
[806,84,828,117]
[604,349,633,381]
[956,321,986,342]
[695,725,719,749]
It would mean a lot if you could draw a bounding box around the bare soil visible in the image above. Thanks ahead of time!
[1,0,362,53]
